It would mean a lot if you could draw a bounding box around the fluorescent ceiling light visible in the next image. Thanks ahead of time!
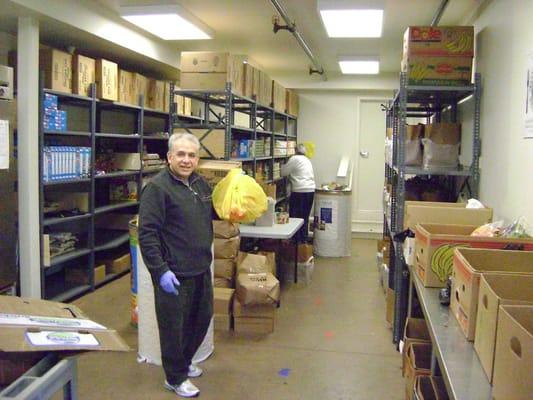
[120,5,213,40]
[339,58,379,74]
[318,0,384,38]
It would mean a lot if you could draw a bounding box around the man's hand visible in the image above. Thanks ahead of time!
[160,271,180,295]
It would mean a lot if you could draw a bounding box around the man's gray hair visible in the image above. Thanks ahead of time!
[168,132,201,152]
[296,143,307,155]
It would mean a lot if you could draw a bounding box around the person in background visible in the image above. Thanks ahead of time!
[139,133,213,398]
[281,143,316,243]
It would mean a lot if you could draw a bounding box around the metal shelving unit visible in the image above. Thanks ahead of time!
[384,72,481,344]
[172,82,298,205]
[38,82,170,301]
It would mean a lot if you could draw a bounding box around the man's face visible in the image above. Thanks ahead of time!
[167,139,199,179]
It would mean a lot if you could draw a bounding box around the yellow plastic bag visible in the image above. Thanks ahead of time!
[212,169,268,223]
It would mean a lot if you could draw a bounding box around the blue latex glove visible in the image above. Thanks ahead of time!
[159,271,180,295]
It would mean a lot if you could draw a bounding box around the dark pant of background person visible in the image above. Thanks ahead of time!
[154,270,213,386]
[289,191,315,243]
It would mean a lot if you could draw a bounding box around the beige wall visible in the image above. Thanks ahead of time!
[474,0,533,223]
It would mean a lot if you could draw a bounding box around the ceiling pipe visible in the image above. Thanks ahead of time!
[431,0,449,26]
[269,0,327,81]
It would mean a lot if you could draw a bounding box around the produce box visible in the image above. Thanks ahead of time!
[404,201,493,231]
[147,79,165,111]
[236,272,280,306]
[39,48,72,93]
[401,55,473,86]
[415,376,449,400]
[474,274,533,382]
[0,296,129,385]
[72,54,95,97]
[131,73,147,104]
[118,70,134,105]
[243,63,256,98]
[450,249,533,340]
[173,127,226,159]
[404,342,432,400]
[414,223,533,288]
[96,58,118,101]
[403,26,474,58]
[196,159,241,187]
[180,52,232,73]
[402,318,431,376]
[491,305,533,400]
[213,288,235,315]
[286,89,299,117]
[271,80,286,112]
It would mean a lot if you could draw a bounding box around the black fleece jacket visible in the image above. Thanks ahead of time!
[138,168,213,283]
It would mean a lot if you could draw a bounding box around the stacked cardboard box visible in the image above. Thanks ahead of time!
[147,79,165,111]
[402,26,474,86]
[39,48,72,93]
[402,318,431,376]
[180,52,244,95]
[415,376,449,400]
[96,58,118,101]
[72,54,95,97]
[285,89,299,117]
[450,249,533,341]
[213,221,240,288]
[272,80,286,112]
[214,287,235,331]
[404,342,432,400]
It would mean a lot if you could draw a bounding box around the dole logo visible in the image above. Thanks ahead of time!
[411,27,442,41]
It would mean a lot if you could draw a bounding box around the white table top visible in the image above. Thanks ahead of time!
[239,218,304,239]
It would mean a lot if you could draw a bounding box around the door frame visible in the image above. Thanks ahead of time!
[352,96,390,234]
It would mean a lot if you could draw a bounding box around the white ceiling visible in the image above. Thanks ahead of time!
[98,0,481,77]
[1,0,483,85]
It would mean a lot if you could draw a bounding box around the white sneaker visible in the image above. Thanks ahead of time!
[188,364,203,378]
[164,379,200,398]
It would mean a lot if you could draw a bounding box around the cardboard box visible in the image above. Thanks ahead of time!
[386,288,395,325]
[404,342,432,400]
[414,224,533,288]
[214,277,232,288]
[403,26,474,58]
[450,249,533,340]
[404,201,492,231]
[237,252,270,274]
[180,52,232,73]
[424,123,461,145]
[214,314,232,331]
[491,305,533,400]
[213,288,235,315]
[39,48,72,93]
[196,159,242,186]
[179,72,232,93]
[234,316,274,334]
[236,272,280,306]
[131,73,147,105]
[258,71,272,106]
[214,236,240,260]
[113,153,141,170]
[96,59,118,101]
[65,264,106,285]
[214,258,236,281]
[163,81,171,113]
[106,253,130,274]
[118,70,134,104]
[401,55,473,86]
[183,96,192,116]
[46,192,89,213]
[213,220,240,239]
[232,298,276,318]
[0,296,129,385]
[402,318,431,376]
[272,80,286,112]
[415,376,449,400]
[173,127,226,158]
[72,54,95,97]
[147,79,165,111]
[286,89,299,117]
[474,274,533,382]
[243,64,256,98]
[252,67,261,101]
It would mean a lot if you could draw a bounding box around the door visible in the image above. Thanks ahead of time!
[353,98,387,233]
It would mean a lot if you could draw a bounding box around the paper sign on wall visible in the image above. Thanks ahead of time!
[0,119,9,169]
[525,53,533,138]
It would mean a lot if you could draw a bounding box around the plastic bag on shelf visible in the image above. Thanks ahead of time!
[466,198,485,209]
[405,139,422,166]
[212,168,268,223]
[500,217,532,238]
[471,221,504,237]
[421,138,460,169]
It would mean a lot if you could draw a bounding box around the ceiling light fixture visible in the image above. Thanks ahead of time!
[119,4,213,40]
[339,57,380,74]
[318,0,384,38]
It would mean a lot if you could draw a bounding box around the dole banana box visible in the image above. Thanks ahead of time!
[450,249,533,341]
[413,224,533,288]
[403,26,474,58]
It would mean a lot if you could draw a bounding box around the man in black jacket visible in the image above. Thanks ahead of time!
[139,132,213,398]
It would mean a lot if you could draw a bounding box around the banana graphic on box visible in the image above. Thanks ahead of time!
[445,32,473,54]
[430,244,470,283]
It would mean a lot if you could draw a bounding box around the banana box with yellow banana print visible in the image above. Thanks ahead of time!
[403,26,474,58]
[450,248,533,341]
[413,223,533,288]
[401,56,473,86]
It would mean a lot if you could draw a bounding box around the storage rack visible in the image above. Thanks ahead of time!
[384,72,481,343]
[172,82,297,205]
[38,83,171,301]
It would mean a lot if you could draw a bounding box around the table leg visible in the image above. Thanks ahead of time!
[294,242,298,284]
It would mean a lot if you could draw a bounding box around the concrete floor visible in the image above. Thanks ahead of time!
[72,239,403,399]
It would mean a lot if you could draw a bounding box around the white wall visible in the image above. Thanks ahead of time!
[298,90,393,230]
[473,0,533,223]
